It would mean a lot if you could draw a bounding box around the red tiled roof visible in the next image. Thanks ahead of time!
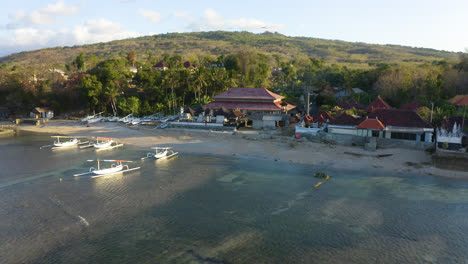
[213,88,284,100]
[448,95,466,104]
[203,101,295,112]
[153,61,169,68]
[328,112,363,126]
[367,96,391,112]
[367,109,432,128]
[357,118,385,130]
[400,102,423,110]
[312,111,333,122]
[455,95,468,106]
[337,98,366,110]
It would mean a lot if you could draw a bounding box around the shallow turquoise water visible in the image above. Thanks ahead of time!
[1,132,468,263]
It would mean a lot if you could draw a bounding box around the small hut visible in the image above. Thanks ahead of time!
[30,107,54,119]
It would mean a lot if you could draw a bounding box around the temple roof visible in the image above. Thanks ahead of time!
[357,118,386,130]
[328,112,363,126]
[367,96,391,112]
[204,101,295,112]
[367,109,432,128]
[213,88,284,101]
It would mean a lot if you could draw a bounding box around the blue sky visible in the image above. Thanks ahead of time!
[0,0,466,57]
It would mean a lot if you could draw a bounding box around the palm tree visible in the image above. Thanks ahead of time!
[104,83,120,116]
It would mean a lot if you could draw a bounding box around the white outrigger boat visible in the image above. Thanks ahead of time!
[80,137,123,151]
[40,136,89,150]
[81,112,103,123]
[73,159,140,178]
[141,147,178,160]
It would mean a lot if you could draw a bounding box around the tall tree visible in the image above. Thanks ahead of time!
[127,51,137,67]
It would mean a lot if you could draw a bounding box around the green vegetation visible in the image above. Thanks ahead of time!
[0,31,466,123]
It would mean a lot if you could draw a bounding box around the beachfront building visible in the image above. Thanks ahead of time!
[204,88,296,129]
[30,107,54,119]
[436,116,466,150]
[367,109,433,142]
[327,112,363,135]
[356,117,386,137]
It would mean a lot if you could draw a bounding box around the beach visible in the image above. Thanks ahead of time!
[17,120,468,179]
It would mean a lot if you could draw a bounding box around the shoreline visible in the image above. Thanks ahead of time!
[16,120,468,179]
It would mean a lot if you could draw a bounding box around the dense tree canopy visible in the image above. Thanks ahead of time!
[0,48,466,122]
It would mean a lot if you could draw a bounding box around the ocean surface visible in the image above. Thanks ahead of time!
[1,132,468,264]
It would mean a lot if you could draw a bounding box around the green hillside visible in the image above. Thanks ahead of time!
[0,31,459,72]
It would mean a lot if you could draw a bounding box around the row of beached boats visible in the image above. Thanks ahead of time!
[81,112,178,126]
[40,136,178,178]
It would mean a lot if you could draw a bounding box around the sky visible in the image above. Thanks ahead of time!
[0,0,466,57]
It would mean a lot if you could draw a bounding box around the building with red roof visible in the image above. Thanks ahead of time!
[327,112,364,135]
[366,109,433,142]
[366,96,391,112]
[356,118,386,137]
[204,88,295,113]
[204,88,296,129]
[455,95,468,106]
[152,61,169,71]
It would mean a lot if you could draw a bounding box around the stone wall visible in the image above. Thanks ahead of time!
[299,131,434,150]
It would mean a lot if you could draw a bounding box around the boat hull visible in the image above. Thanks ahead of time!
[93,165,123,175]
[94,140,113,149]
[54,138,78,147]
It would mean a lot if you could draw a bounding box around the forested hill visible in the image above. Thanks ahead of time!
[0,31,460,72]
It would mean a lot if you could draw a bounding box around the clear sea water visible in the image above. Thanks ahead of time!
[1,132,468,263]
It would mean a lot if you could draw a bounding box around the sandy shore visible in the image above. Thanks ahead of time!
[18,120,468,179]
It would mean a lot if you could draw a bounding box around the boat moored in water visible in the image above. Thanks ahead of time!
[40,136,89,150]
[141,147,178,160]
[73,159,140,178]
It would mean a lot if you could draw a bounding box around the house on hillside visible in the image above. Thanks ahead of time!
[129,66,138,73]
[327,112,363,135]
[152,61,169,71]
[204,88,296,129]
[30,107,54,119]
[367,96,391,112]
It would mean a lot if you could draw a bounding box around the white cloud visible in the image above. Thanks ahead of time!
[7,0,79,27]
[229,18,285,31]
[138,8,162,23]
[1,19,140,56]
[72,19,140,44]
[182,9,284,32]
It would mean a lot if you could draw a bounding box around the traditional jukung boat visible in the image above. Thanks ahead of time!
[80,137,123,151]
[73,159,140,178]
[40,136,89,150]
[141,147,178,160]
[81,112,103,123]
